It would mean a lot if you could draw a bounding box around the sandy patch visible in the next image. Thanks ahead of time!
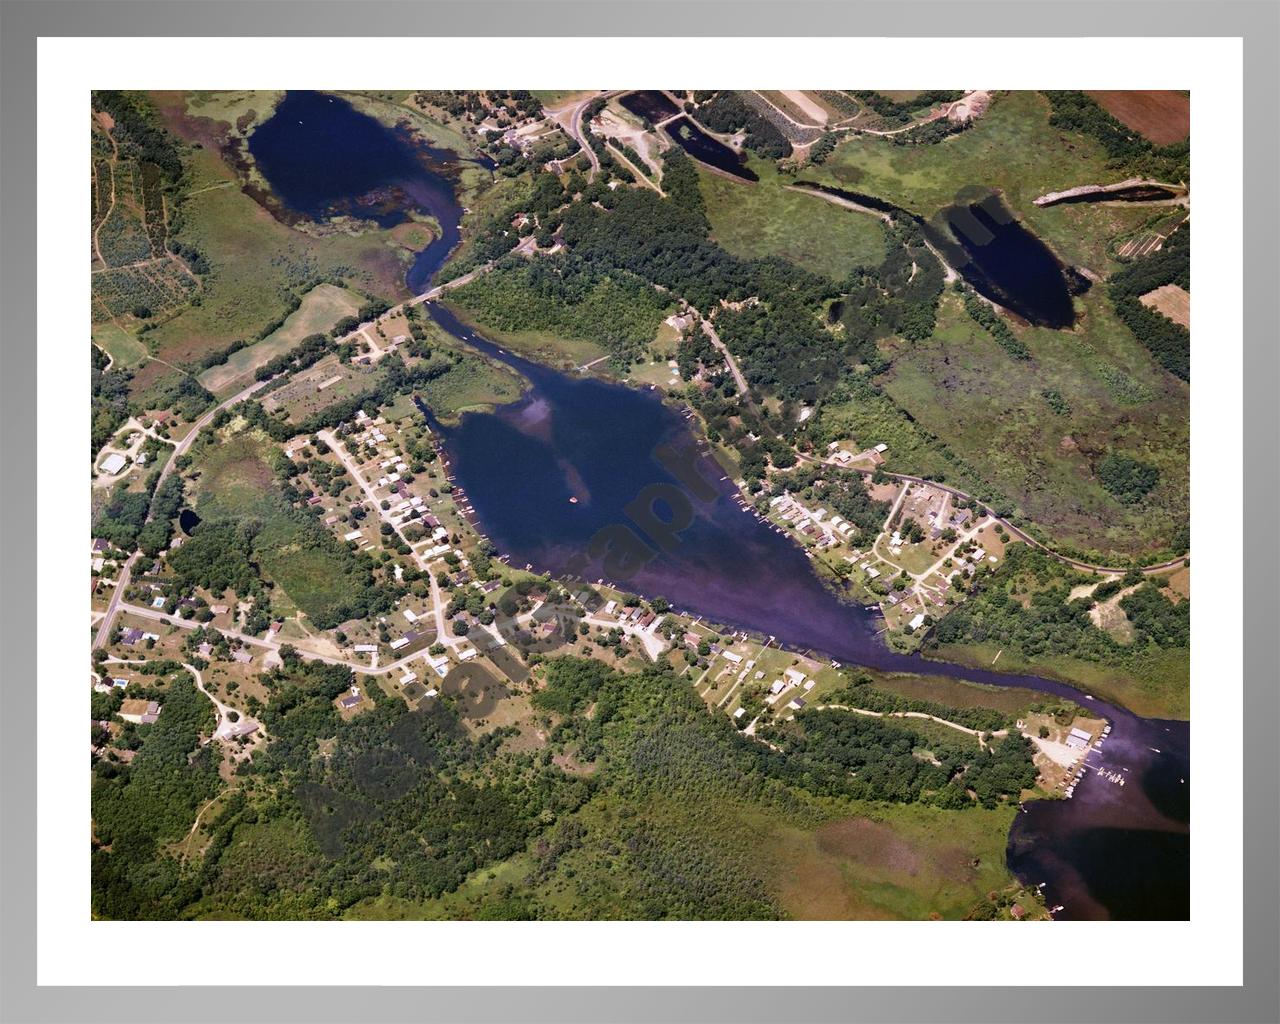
[780,90,829,125]
[1139,283,1190,329]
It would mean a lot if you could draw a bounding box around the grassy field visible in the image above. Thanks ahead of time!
[192,429,372,624]
[867,671,1049,717]
[699,159,888,282]
[928,642,1189,721]
[181,90,284,136]
[811,91,1164,272]
[197,282,366,395]
[876,290,1188,561]
[440,301,608,369]
[92,321,149,368]
[415,355,528,424]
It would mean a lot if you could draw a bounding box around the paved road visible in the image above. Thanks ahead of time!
[319,428,464,653]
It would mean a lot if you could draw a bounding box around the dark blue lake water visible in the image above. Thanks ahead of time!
[928,196,1079,328]
[663,116,758,182]
[793,183,1079,328]
[249,91,1188,920]
[247,90,468,293]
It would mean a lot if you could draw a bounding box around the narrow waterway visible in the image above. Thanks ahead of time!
[248,90,1189,920]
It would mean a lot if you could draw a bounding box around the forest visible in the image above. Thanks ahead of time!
[448,252,674,368]
[690,91,792,159]
[93,651,1043,920]
[92,671,220,919]
[837,219,946,368]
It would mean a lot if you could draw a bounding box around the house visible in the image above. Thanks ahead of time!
[873,443,888,454]
[118,699,161,725]
[339,693,362,710]
[232,648,254,664]
[768,680,786,695]
[92,538,109,554]
[389,637,410,651]
[99,452,127,475]
[353,643,378,654]
[864,566,881,580]
[908,613,927,630]
[722,651,743,665]
[403,609,418,624]
[1065,727,1093,750]
[783,667,807,686]
[734,708,746,719]
[120,628,144,645]
[344,529,363,542]
[787,698,806,711]
[209,605,229,616]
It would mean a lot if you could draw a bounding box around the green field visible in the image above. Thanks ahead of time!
[192,429,377,625]
[928,642,1189,721]
[811,91,1177,291]
[415,354,528,423]
[197,283,366,395]
[92,321,149,368]
[441,301,608,369]
[699,159,888,281]
[876,290,1188,561]
[129,130,421,406]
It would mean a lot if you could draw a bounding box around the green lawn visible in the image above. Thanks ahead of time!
[701,159,887,282]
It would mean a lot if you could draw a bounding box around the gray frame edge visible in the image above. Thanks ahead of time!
[0,1,1275,1022]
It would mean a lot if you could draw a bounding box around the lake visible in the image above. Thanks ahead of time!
[246,90,468,294]
[662,116,758,182]
[925,195,1080,327]
[793,183,1080,328]
[248,90,1189,920]
[618,90,682,124]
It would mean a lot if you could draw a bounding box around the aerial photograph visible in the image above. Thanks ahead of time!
[89,88,1190,923]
